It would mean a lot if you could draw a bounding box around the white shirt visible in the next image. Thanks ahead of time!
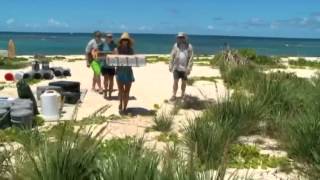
[176,50,188,71]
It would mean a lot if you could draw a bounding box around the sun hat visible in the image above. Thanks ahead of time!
[177,32,186,38]
[119,32,134,45]
[106,33,113,37]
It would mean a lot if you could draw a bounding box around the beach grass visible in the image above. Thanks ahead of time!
[152,111,174,132]
[0,57,30,69]
[216,58,320,178]
[289,57,320,69]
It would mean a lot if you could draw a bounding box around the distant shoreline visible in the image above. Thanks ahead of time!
[1,31,320,40]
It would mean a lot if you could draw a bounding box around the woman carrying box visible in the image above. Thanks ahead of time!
[115,32,135,113]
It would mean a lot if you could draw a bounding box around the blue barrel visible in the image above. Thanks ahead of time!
[10,109,33,129]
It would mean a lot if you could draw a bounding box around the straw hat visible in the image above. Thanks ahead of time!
[119,32,134,45]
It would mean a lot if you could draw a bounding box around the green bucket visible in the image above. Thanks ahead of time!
[91,60,101,75]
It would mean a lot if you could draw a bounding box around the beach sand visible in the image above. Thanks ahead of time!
[0,56,226,120]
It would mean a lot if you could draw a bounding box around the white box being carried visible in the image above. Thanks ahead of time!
[105,55,146,67]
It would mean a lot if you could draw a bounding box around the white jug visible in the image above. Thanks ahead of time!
[40,90,61,121]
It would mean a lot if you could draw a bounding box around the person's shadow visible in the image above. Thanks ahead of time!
[125,107,156,116]
[105,96,136,101]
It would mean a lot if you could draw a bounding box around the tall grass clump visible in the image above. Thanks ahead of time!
[13,123,105,180]
[152,111,174,132]
[184,95,263,170]
[284,107,320,178]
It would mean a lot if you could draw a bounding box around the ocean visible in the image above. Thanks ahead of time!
[0,32,320,56]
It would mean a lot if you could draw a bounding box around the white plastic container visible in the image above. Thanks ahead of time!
[14,71,24,81]
[40,90,61,121]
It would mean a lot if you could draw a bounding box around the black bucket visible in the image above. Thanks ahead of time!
[53,68,64,77]
[63,69,71,76]
[31,61,40,71]
[23,72,33,79]
[33,71,42,79]
[41,61,50,70]
[41,70,54,80]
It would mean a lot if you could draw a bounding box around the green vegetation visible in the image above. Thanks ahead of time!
[145,55,170,63]
[184,95,262,170]
[157,132,180,143]
[0,122,238,180]
[25,78,42,85]
[71,115,122,126]
[228,144,291,171]
[289,58,320,69]
[152,112,174,132]
[0,57,30,69]
[212,58,320,178]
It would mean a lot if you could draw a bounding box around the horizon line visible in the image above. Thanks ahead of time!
[0,31,319,41]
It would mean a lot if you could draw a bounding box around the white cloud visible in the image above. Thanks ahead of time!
[120,24,127,30]
[48,18,69,28]
[207,25,214,30]
[138,25,152,31]
[6,18,15,25]
[25,23,40,28]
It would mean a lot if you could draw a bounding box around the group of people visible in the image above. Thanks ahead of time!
[85,31,194,113]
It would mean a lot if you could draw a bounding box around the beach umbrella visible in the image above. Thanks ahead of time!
[4,73,14,81]
[8,39,16,59]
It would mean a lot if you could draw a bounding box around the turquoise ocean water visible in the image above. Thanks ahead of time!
[0,32,319,56]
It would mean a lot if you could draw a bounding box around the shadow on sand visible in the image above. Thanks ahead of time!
[125,107,156,116]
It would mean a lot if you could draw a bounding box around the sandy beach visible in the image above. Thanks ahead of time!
[0,55,226,119]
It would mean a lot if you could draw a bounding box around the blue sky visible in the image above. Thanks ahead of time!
[0,0,320,38]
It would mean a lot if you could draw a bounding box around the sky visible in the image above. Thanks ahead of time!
[0,0,320,38]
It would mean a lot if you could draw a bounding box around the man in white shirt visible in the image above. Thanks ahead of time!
[169,32,194,100]
[85,31,104,93]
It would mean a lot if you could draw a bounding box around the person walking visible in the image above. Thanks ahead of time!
[169,32,194,101]
[101,33,117,99]
[115,32,135,113]
[85,31,104,94]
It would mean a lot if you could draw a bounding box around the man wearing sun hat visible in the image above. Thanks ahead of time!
[169,32,194,101]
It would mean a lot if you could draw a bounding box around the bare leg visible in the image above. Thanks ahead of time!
[103,75,110,98]
[109,75,114,98]
[181,80,187,98]
[123,83,132,111]
[103,75,109,92]
[97,75,102,92]
[117,80,124,111]
[171,79,179,100]
[92,74,96,90]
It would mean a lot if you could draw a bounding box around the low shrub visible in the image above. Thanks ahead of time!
[152,112,174,132]
[289,58,320,69]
